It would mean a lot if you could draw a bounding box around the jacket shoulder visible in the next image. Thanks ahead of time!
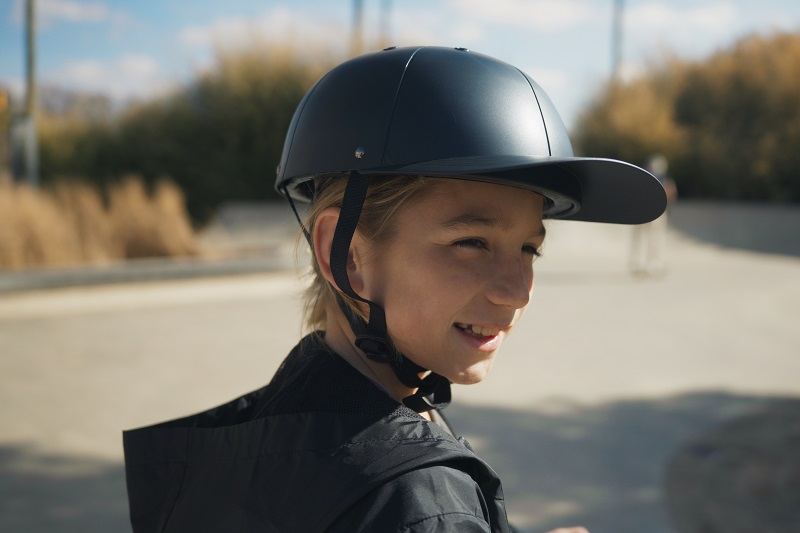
[328,464,492,533]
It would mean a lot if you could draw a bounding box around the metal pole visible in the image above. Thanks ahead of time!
[379,0,391,47]
[611,0,624,84]
[24,0,39,186]
[0,90,9,184]
[352,0,364,56]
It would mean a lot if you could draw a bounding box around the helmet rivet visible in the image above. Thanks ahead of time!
[355,146,366,159]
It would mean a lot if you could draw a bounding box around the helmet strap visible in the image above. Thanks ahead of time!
[329,172,389,344]
[327,172,451,412]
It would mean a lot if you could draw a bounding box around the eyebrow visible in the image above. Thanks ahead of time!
[441,214,547,238]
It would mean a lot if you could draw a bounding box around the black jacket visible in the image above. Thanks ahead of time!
[124,334,512,532]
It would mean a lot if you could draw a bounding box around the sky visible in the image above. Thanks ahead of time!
[2,0,800,129]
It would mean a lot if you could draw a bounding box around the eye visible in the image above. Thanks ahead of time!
[523,244,542,259]
[453,238,487,250]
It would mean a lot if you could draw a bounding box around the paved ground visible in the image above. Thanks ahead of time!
[1,206,799,532]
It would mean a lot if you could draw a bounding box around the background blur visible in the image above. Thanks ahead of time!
[1,1,799,532]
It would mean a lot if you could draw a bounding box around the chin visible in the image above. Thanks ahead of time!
[447,360,495,385]
[450,375,487,386]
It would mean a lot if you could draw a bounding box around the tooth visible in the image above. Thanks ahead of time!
[471,325,496,336]
[455,323,501,336]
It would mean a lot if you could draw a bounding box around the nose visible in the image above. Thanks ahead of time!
[486,257,532,309]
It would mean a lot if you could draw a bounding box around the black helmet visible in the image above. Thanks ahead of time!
[276,45,666,224]
[275,46,666,413]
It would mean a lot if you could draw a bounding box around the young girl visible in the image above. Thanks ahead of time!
[124,46,666,533]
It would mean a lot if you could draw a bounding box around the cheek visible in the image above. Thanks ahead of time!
[379,247,486,323]
[382,264,462,328]
[405,261,482,310]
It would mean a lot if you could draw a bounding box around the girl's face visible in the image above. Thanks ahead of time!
[359,179,545,385]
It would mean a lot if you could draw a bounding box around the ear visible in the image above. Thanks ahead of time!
[313,207,366,294]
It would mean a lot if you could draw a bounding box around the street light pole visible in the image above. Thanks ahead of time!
[23,0,39,187]
[379,0,391,48]
[611,0,624,84]
[352,0,364,56]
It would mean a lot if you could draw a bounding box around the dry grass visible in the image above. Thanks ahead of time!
[0,176,197,270]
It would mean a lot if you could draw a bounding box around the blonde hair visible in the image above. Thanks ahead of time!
[301,175,436,332]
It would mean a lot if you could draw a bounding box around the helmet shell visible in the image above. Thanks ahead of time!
[276,46,666,224]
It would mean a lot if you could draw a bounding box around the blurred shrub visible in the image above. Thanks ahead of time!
[106,178,197,259]
[674,32,800,201]
[0,177,197,269]
[573,31,800,203]
[573,57,687,168]
[39,44,335,224]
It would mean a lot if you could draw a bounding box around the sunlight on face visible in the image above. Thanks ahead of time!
[361,179,545,385]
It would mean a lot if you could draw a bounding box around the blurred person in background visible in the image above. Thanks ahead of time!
[630,153,678,277]
[123,46,666,532]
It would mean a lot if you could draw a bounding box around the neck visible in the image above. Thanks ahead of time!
[323,311,432,420]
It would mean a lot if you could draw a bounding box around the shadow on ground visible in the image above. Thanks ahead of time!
[447,392,797,533]
[1,392,796,533]
[0,446,129,533]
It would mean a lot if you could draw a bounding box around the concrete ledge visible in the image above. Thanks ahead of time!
[0,253,295,295]
[669,201,800,257]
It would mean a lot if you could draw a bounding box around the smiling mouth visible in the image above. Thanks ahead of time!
[455,322,501,338]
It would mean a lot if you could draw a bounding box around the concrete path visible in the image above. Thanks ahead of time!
[1,213,798,532]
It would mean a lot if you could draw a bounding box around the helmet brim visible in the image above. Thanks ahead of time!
[362,155,667,225]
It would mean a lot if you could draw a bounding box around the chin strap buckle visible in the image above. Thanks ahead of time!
[402,372,452,413]
[355,334,393,364]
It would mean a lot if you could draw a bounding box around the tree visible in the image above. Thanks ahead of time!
[573,31,800,203]
[674,32,800,201]
[39,44,335,224]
